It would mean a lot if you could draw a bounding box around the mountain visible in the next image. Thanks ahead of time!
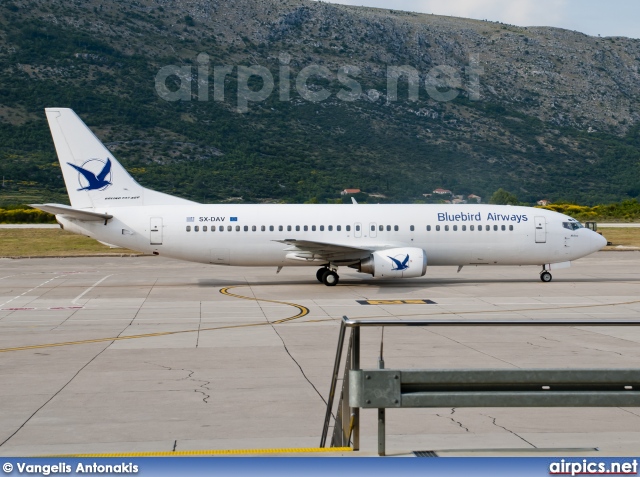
[0,0,639,205]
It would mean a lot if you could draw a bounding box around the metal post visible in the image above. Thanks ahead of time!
[332,330,354,447]
[320,319,347,448]
[351,326,360,451]
[378,347,385,456]
[378,408,385,456]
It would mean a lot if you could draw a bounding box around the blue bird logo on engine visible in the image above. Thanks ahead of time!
[68,158,112,191]
[388,254,410,271]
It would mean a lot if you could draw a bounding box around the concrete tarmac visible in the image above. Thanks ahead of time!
[0,252,640,457]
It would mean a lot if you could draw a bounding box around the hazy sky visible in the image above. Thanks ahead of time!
[322,0,640,39]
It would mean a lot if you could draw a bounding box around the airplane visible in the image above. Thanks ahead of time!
[32,108,607,286]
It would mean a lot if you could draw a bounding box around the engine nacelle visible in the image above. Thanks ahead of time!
[354,247,427,278]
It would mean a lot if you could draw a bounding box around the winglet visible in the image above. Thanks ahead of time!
[351,197,358,205]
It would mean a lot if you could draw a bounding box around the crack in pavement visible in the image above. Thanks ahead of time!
[482,414,537,448]
[577,345,624,356]
[540,336,562,343]
[147,362,211,404]
[526,341,554,349]
[436,408,470,432]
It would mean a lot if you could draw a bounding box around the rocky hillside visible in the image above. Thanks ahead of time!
[0,0,639,204]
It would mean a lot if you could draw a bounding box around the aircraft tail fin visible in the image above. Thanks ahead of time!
[45,108,195,209]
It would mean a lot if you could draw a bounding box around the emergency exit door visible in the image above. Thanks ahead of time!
[534,216,546,243]
[150,217,163,245]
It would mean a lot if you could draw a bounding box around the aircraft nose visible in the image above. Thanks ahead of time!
[592,231,608,252]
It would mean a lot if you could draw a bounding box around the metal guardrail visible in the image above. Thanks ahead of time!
[321,317,640,455]
[350,369,640,408]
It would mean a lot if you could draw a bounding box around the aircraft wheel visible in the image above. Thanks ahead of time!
[322,270,339,287]
[540,271,552,282]
[316,268,327,283]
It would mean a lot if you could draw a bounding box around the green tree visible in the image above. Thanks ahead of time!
[489,188,519,205]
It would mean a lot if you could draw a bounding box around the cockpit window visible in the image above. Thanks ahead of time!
[563,221,583,231]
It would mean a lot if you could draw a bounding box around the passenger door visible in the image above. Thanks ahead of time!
[354,223,362,238]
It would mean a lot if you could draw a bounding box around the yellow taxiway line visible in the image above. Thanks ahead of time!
[0,286,309,353]
[43,447,352,457]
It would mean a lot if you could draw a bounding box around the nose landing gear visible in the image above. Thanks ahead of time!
[316,267,340,286]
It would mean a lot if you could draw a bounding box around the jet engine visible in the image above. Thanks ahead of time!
[350,247,427,278]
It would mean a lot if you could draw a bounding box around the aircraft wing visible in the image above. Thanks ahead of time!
[30,203,113,222]
[274,239,387,262]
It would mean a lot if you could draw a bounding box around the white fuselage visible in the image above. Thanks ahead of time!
[58,204,606,270]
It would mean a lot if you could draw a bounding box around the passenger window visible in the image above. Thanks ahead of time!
[486,225,490,231]
[236,226,240,232]
[212,226,216,232]
[394,225,399,231]
[387,225,391,231]
[320,225,325,231]
[509,225,514,231]
[337,225,341,231]
[355,225,360,231]
[287,225,292,232]
[478,225,482,231]
[312,226,317,231]
[195,226,199,232]
[493,225,498,231]
[228,226,232,232]
[328,225,333,231]
[244,226,248,232]
[252,226,257,232]
[261,226,266,232]
[436,225,441,231]
[445,225,449,231]
[410,225,415,232]
[453,225,457,231]
[371,225,375,232]
[203,226,207,232]
[427,225,431,231]
[501,225,506,231]
[296,225,300,232]
[270,226,274,232]
[470,225,474,231]
[279,226,283,232]
[186,226,191,232]
[462,225,466,231]
[379,225,384,232]
[304,225,308,231]
[346,225,351,232]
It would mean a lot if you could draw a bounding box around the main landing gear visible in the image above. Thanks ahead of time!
[540,268,552,282]
[316,267,340,286]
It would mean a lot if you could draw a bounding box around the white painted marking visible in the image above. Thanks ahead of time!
[0,306,84,311]
[72,275,113,305]
[0,275,66,309]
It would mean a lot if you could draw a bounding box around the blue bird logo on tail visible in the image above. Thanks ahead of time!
[68,158,112,191]
[388,254,410,271]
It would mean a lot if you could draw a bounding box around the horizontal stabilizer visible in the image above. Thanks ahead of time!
[30,203,113,222]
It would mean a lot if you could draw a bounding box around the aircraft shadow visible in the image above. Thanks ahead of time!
[197,277,639,288]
